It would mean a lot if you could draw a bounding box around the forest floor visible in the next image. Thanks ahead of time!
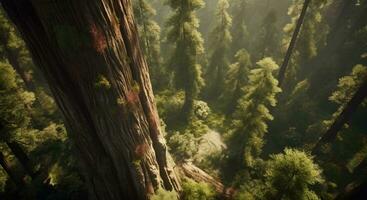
[194,129,226,162]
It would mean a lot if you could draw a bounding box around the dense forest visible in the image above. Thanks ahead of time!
[0,0,366,199]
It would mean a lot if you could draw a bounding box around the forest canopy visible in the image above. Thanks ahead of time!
[0,0,366,199]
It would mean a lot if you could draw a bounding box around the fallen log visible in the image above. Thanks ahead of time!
[179,161,224,193]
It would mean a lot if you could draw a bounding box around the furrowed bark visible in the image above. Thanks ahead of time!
[1,0,180,199]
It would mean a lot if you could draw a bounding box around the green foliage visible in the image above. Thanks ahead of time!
[231,57,281,167]
[347,141,367,173]
[182,178,215,200]
[205,0,232,98]
[230,0,249,54]
[168,131,198,159]
[1,0,365,199]
[225,49,252,112]
[19,123,67,152]
[0,62,17,90]
[155,90,184,124]
[329,64,367,106]
[317,64,367,134]
[0,62,35,139]
[167,100,210,160]
[47,162,85,195]
[282,0,329,88]
[94,74,111,89]
[235,148,323,200]
[0,8,35,85]
[166,0,205,117]
[265,148,323,200]
[256,10,280,60]
[133,0,165,90]
[234,179,267,200]
[151,188,178,200]
[193,100,211,120]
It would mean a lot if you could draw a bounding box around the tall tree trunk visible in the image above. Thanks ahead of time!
[6,141,36,179]
[0,151,25,188]
[312,80,367,154]
[278,0,311,87]
[1,0,180,199]
[182,86,194,122]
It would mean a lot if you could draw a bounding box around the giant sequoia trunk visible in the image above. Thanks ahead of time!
[1,0,180,199]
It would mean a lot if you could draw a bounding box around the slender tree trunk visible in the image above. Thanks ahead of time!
[312,80,367,154]
[0,151,25,187]
[182,86,194,122]
[1,0,180,199]
[6,141,36,179]
[278,0,311,87]
[227,78,242,115]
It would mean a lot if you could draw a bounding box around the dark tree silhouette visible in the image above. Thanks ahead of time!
[312,80,367,154]
[278,0,311,87]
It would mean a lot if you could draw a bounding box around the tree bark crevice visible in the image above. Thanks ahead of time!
[1,0,181,199]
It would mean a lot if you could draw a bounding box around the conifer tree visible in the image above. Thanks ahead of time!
[280,0,329,87]
[326,65,367,125]
[166,0,205,119]
[234,149,323,200]
[256,10,280,60]
[133,0,163,90]
[225,49,251,114]
[265,148,323,200]
[205,0,232,99]
[0,8,35,91]
[331,65,367,104]
[313,65,367,153]
[230,0,249,55]
[0,8,58,129]
[0,61,37,178]
[231,57,281,168]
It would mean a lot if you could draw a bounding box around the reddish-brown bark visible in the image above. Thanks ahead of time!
[1,0,180,199]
